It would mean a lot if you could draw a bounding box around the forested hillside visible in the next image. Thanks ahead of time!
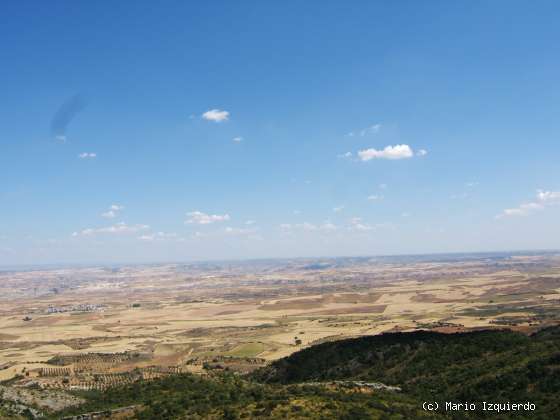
[51,373,439,419]
[253,327,560,418]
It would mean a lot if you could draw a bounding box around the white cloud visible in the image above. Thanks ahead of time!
[497,189,560,218]
[416,149,428,156]
[337,152,353,159]
[367,194,383,201]
[186,211,230,225]
[78,152,96,159]
[349,217,375,231]
[499,203,543,217]
[202,109,229,122]
[74,222,149,236]
[232,136,243,143]
[138,231,178,241]
[347,217,386,232]
[358,144,414,161]
[353,223,374,231]
[537,190,560,202]
[333,206,344,213]
[245,220,256,225]
[347,124,382,138]
[359,124,381,136]
[225,226,256,236]
[279,222,337,232]
[101,204,125,219]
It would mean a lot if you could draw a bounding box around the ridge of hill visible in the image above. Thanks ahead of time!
[252,326,560,418]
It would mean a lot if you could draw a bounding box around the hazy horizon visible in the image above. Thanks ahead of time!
[1,247,558,272]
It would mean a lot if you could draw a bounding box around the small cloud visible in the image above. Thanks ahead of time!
[367,195,383,201]
[337,151,353,159]
[78,152,96,159]
[101,204,124,219]
[347,217,390,232]
[224,226,258,236]
[74,222,149,236]
[466,181,479,188]
[358,144,414,161]
[202,109,229,122]
[416,149,428,157]
[186,210,230,225]
[346,123,381,138]
[279,222,337,232]
[496,189,560,218]
[333,206,344,213]
[379,183,388,190]
[497,202,543,218]
[232,136,243,143]
[537,190,560,202]
[245,220,256,225]
[138,232,178,241]
[102,210,117,218]
[349,217,375,231]
[359,124,382,136]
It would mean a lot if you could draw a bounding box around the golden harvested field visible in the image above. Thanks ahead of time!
[1,253,560,388]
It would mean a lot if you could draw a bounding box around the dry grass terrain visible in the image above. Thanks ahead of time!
[1,252,559,403]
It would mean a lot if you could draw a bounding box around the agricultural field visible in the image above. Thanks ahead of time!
[0,252,559,416]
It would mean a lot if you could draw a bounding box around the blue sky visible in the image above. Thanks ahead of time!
[1,1,560,265]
